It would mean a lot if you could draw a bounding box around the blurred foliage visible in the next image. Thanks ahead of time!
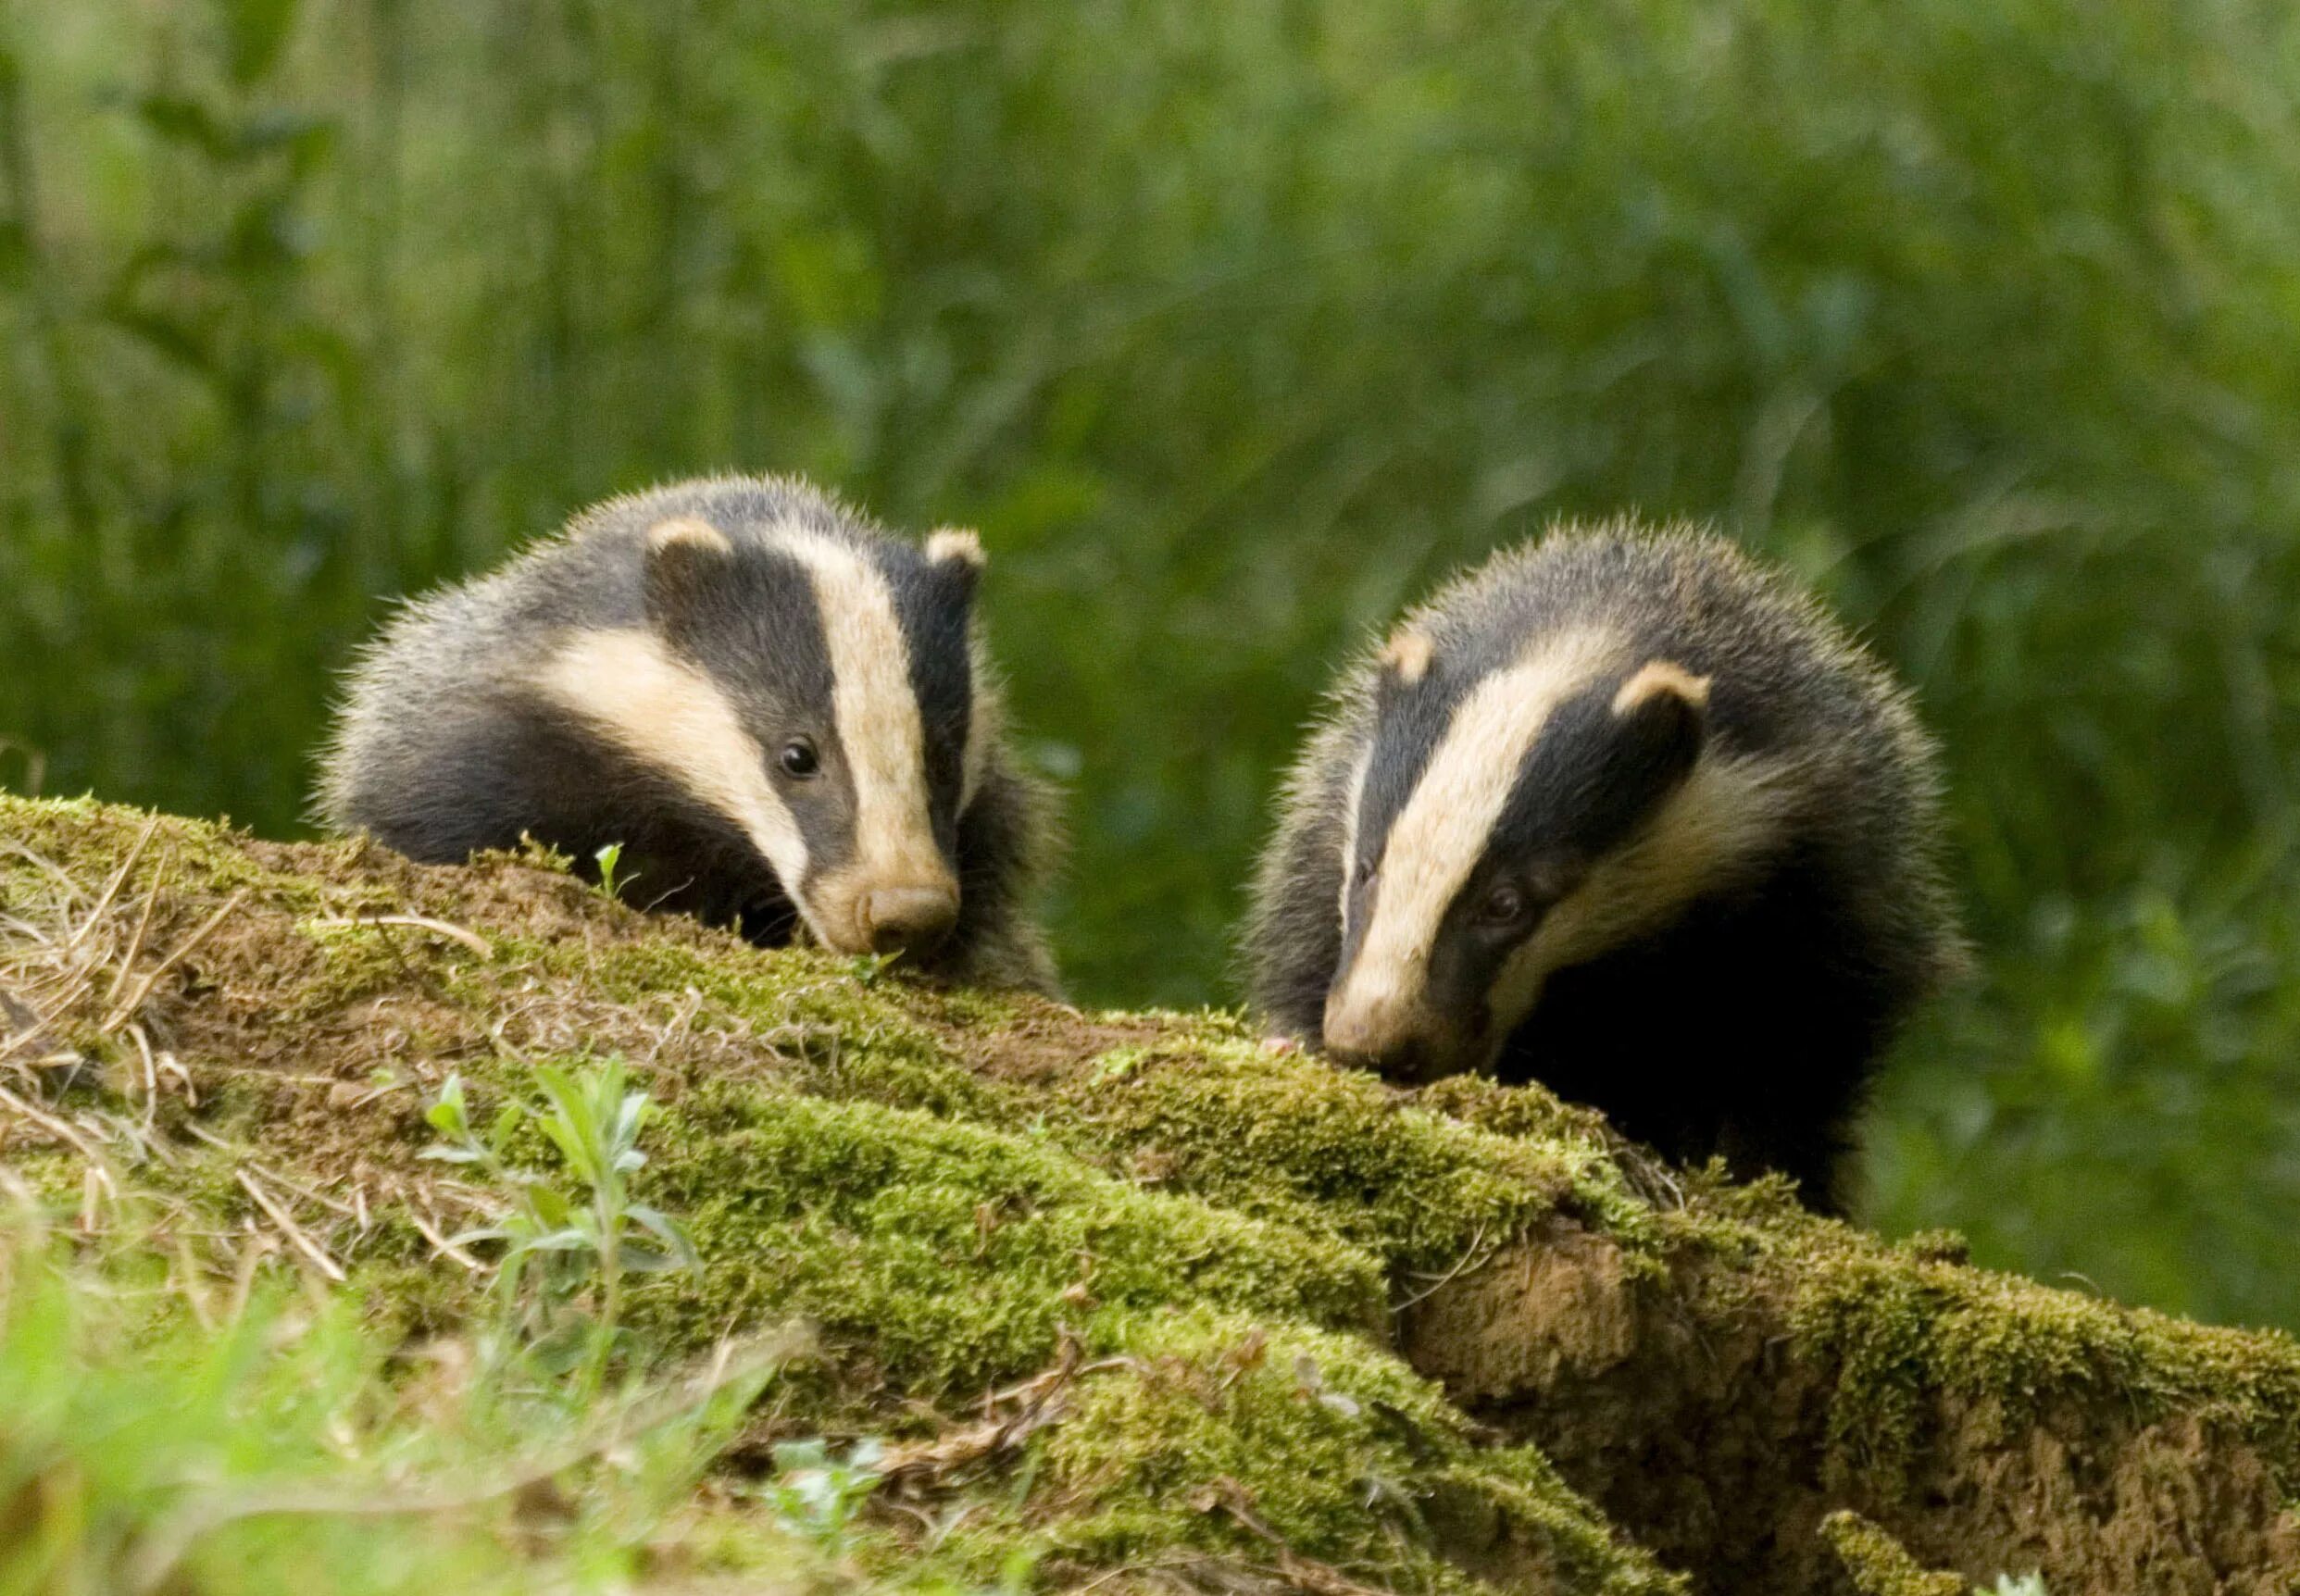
[2,0,2298,1328]
[0,1195,808,1594]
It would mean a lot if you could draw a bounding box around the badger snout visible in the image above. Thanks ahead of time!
[1315,993,1435,1080]
[1325,1032,1446,1086]
[1322,983,1458,1085]
[859,881,959,954]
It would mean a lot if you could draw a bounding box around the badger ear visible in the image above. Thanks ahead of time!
[926,527,984,569]
[1609,659,1710,782]
[1376,628,1433,691]
[643,516,734,626]
[925,528,985,601]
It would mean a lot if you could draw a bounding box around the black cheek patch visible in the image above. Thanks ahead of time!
[1420,904,1519,1047]
[754,567,859,885]
[881,548,974,857]
[1352,671,1471,883]
[664,545,839,715]
[1595,680,1706,836]
[1489,681,1706,866]
[1331,872,1380,991]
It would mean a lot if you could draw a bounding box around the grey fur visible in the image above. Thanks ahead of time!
[317,474,1059,993]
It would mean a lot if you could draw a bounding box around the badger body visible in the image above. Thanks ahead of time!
[319,475,1058,992]
[1244,523,1960,1210]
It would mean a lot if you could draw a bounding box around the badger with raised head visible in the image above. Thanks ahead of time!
[319,475,1058,992]
[1244,522,1960,1210]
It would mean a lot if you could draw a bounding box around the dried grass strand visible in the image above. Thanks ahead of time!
[0,1079,110,1173]
[312,913,494,959]
[66,815,158,951]
[101,890,246,1033]
[232,1167,347,1283]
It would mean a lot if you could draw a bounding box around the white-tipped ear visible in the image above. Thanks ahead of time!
[1612,659,1711,716]
[1377,628,1434,687]
[645,516,733,558]
[926,528,986,570]
[643,517,735,627]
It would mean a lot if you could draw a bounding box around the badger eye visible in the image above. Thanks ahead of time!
[779,740,821,779]
[1474,881,1531,929]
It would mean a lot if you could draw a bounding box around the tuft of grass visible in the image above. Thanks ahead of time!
[0,1192,805,1596]
[424,1057,699,1393]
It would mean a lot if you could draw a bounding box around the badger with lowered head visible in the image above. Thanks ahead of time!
[319,475,1057,991]
[1244,522,1960,1211]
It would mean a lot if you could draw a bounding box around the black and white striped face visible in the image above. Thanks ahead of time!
[534,514,992,960]
[1322,628,1781,1083]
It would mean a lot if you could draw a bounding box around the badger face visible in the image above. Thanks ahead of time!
[534,514,990,960]
[1321,630,1772,1084]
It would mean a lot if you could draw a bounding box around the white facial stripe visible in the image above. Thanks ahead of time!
[531,628,809,887]
[775,529,952,892]
[1329,629,1618,1031]
[1485,751,1794,1034]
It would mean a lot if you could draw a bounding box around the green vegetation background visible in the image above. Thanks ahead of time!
[2,0,2296,1332]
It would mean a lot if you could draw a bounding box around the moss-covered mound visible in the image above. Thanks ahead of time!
[3,795,2296,1594]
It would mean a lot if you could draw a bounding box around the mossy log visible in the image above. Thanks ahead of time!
[2,795,2296,1594]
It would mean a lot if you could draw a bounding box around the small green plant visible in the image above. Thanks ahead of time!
[425,1056,698,1390]
[1984,1577,2049,1596]
[758,1438,886,1550]
[593,842,635,903]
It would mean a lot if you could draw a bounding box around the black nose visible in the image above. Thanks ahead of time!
[1324,1035,1441,1086]
[862,885,958,954]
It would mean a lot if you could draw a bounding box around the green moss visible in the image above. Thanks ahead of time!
[505,935,1018,1120]
[636,1087,1384,1393]
[1819,1511,1966,1596]
[1023,1310,1680,1594]
[6,1148,88,1206]
[1790,1246,2300,1499]
[920,983,1038,1032]
[290,919,461,1016]
[1416,1071,1622,1147]
[0,796,329,911]
[1045,1038,1651,1277]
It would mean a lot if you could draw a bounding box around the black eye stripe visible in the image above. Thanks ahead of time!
[874,545,973,834]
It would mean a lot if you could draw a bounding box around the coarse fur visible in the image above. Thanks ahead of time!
[317,475,1059,992]
[1243,520,1963,1211]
